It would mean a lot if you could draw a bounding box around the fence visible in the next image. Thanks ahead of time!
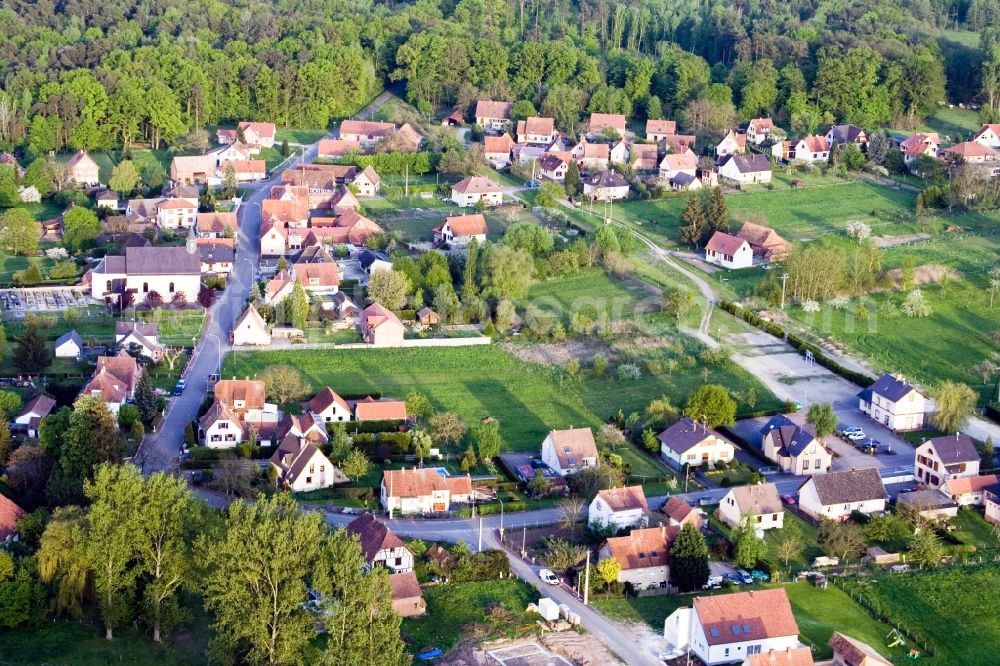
[232,336,492,352]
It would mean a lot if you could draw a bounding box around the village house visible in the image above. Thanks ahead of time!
[170,155,218,186]
[760,414,832,476]
[588,485,649,531]
[661,496,704,529]
[307,387,352,423]
[582,170,630,201]
[352,165,381,196]
[736,222,791,263]
[588,113,627,139]
[279,163,378,207]
[984,482,1000,527]
[221,159,266,182]
[450,176,503,207]
[232,304,271,346]
[793,135,831,163]
[663,134,697,154]
[669,172,703,192]
[196,212,237,238]
[95,190,119,209]
[213,378,279,434]
[317,138,362,160]
[353,396,408,421]
[541,427,599,476]
[435,213,488,247]
[276,412,329,444]
[646,119,678,142]
[0,494,26,543]
[197,239,234,277]
[716,130,746,158]
[389,572,426,617]
[115,321,164,361]
[380,468,472,515]
[359,249,392,276]
[360,302,405,346]
[914,433,980,489]
[798,468,887,522]
[899,132,939,168]
[719,483,784,534]
[259,222,288,256]
[484,133,515,168]
[67,150,101,187]
[539,152,571,181]
[599,525,679,591]
[705,231,753,269]
[293,256,341,295]
[631,144,659,172]
[746,118,775,145]
[307,209,383,247]
[217,121,276,148]
[896,488,957,521]
[973,123,1000,149]
[269,435,344,492]
[857,374,926,431]
[91,246,202,305]
[718,154,772,185]
[771,141,794,161]
[475,100,514,131]
[572,140,610,171]
[825,125,868,149]
[943,141,1000,174]
[659,150,698,182]
[12,394,56,439]
[516,116,556,145]
[54,330,83,359]
[347,513,415,573]
[828,632,892,666]
[941,474,998,507]
[200,401,247,448]
[388,123,422,152]
[154,198,198,231]
[664,588,801,666]
[610,139,630,165]
[416,307,440,327]
[658,417,735,469]
[265,270,294,304]
[339,119,396,146]
[80,351,141,415]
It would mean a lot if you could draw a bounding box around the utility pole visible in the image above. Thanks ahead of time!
[521,526,527,558]
[780,273,790,310]
[583,550,591,605]
[477,516,483,553]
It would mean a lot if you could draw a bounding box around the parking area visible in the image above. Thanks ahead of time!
[0,287,95,313]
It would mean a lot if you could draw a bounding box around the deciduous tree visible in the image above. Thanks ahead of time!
[669,523,710,592]
[931,381,978,434]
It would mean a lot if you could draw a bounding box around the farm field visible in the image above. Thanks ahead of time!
[844,565,1000,664]
[224,343,780,451]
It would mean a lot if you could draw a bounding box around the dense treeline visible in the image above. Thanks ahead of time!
[0,0,997,156]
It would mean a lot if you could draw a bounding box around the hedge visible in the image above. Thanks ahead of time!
[986,403,1000,426]
[718,300,876,388]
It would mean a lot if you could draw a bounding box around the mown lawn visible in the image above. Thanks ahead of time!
[845,565,1000,664]
[400,579,536,654]
[525,269,658,323]
[274,127,329,145]
[224,344,779,453]
[948,509,1000,554]
[764,511,823,571]
[591,594,688,628]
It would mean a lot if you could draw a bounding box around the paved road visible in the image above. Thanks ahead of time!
[136,141,324,472]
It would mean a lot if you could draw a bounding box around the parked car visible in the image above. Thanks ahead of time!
[846,431,867,441]
[172,379,187,395]
[699,496,713,507]
[750,570,770,582]
[890,564,910,573]
[539,568,560,585]
[724,572,743,585]
[736,569,754,585]
[703,575,723,589]
[780,494,797,505]
[841,426,863,435]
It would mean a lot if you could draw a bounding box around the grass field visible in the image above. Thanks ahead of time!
[614,178,918,247]
[845,565,1000,664]
[526,269,658,323]
[400,580,536,654]
[274,127,329,145]
[224,343,779,452]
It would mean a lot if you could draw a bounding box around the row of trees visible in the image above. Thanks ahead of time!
[18,465,407,665]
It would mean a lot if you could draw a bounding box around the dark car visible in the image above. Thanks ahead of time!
[172,379,187,396]
[724,572,743,585]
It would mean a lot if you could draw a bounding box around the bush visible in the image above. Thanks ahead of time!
[452,550,511,582]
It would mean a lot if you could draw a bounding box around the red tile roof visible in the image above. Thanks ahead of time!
[745,647,814,666]
[603,525,678,570]
[214,379,266,410]
[0,494,26,541]
[308,387,350,415]
[596,485,648,512]
[695,588,799,645]
[646,119,677,135]
[705,231,749,256]
[589,113,627,133]
[517,117,555,136]
[475,100,514,120]
[444,213,488,237]
[354,396,408,421]
[484,134,514,154]
[452,176,502,195]
[945,141,999,159]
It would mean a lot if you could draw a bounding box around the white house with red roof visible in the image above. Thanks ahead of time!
[475,100,514,131]
[484,134,515,167]
[973,123,1000,149]
[0,494,26,543]
[516,117,556,145]
[588,485,649,530]
[599,525,679,590]
[450,176,503,207]
[307,387,352,423]
[381,468,472,515]
[646,119,678,142]
[339,120,396,146]
[664,588,801,665]
[67,150,101,187]
[231,304,271,346]
[899,132,939,168]
[541,427,599,476]
[155,198,198,230]
[200,400,246,448]
[705,231,753,269]
[746,118,775,145]
[435,213,488,247]
[217,122,276,148]
[270,435,344,491]
[353,396,408,421]
[588,113,627,139]
[716,130,747,158]
[793,135,831,163]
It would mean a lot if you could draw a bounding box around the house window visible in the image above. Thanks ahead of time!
[306,476,312,483]
[143,282,149,293]
[169,282,175,293]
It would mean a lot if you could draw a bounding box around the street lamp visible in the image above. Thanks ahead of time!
[205,332,222,375]
[496,495,505,543]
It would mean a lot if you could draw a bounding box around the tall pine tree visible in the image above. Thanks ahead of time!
[288,279,309,330]
[134,370,159,424]
[564,161,582,198]
[679,193,708,246]
[669,523,710,592]
[706,187,729,234]
[462,238,480,301]
[12,317,50,373]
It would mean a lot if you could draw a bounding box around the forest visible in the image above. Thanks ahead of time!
[0,0,998,155]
